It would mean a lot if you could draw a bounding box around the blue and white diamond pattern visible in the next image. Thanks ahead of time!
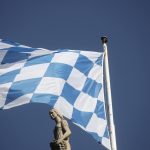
[0,39,111,150]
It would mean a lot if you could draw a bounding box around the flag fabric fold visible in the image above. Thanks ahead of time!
[0,39,110,149]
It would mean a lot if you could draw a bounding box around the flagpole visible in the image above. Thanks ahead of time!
[101,37,117,150]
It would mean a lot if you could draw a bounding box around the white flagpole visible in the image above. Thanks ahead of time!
[101,37,117,150]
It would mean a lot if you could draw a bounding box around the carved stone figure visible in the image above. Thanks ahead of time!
[49,109,71,150]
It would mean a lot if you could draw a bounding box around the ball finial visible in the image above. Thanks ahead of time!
[101,36,108,44]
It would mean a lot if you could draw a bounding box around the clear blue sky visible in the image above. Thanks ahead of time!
[0,0,150,150]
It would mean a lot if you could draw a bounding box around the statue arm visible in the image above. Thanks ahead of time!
[62,120,71,139]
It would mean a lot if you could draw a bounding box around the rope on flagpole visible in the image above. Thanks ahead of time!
[101,36,117,150]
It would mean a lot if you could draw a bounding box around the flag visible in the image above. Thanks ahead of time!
[0,39,111,149]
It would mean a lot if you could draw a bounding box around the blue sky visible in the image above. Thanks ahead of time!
[0,0,150,150]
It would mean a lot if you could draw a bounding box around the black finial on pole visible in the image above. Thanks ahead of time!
[101,36,108,44]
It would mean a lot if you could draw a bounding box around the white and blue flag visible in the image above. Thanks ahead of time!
[0,39,110,149]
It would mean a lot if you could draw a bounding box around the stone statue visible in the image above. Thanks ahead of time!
[49,109,71,150]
